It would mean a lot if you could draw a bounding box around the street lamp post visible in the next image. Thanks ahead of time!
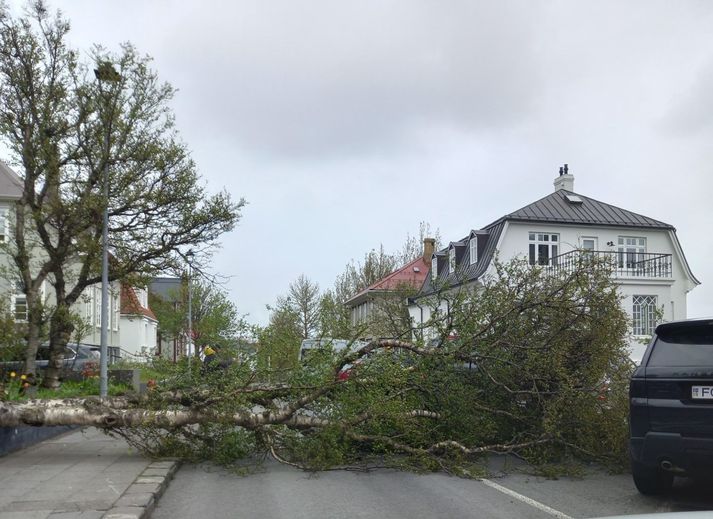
[95,62,120,399]
[186,251,194,374]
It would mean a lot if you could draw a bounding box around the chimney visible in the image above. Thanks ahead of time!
[553,163,574,192]
[423,238,435,267]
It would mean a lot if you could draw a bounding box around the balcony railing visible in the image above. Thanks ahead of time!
[544,250,672,279]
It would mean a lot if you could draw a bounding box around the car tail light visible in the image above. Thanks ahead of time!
[630,379,646,398]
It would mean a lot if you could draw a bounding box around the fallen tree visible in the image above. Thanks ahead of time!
[0,258,634,473]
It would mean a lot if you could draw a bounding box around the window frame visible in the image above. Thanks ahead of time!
[618,236,646,269]
[580,236,598,251]
[469,237,478,264]
[528,232,560,266]
[12,281,27,322]
[448,248,456,274]
[94,286,101,327]
[0,207,8,243]
[632,294,658,336]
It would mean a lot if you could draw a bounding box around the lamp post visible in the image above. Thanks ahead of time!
[94,62,120,399]
[186,250,194,373]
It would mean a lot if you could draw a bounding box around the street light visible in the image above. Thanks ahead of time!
[186,250,195,373]
[95,62,120,399]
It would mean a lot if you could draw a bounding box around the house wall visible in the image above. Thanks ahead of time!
[495,223,691,342]
[119,315,157,359]
[408,221,695,363]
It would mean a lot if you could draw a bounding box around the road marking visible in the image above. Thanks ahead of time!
[480,479,574,519]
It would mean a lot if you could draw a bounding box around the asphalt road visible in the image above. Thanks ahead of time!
[152,461,713,519]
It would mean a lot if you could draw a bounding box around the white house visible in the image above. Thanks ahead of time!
[409,166,700,363]
[0,161,138,360]
[119,284,158,360]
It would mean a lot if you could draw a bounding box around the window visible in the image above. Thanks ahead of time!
[581,237,597,251]
[469,237,478,264]
[448,248,456,274]
[0,208,7,242]
[528,232,559,266]
[13,281,27,321]
[431,256,438,281]
[113,293,120,331]
[633,295,657,336]
[94,287,101,327]
[618,236,646,268]
[85,294,93,324]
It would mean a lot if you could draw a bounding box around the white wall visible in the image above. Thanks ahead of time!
[120,315,158,358]
[409,221,697,363]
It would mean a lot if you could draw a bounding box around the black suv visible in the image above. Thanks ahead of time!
[629,318,713,495]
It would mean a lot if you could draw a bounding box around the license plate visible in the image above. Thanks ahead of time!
[692,386,713,399]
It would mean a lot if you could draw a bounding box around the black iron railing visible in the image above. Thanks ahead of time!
[545,250,672,278]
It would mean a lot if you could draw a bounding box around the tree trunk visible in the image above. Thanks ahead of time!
[22,289,43,376]
[43,303,75,389]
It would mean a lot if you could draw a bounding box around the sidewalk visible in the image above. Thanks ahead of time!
[0,427,179,519]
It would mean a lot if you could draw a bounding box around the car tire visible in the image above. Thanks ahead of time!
[631,458,674,495]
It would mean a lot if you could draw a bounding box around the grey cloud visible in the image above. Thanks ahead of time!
[162,1,544,156]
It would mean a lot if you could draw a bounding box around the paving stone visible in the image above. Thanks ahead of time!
[132,477,163,485]
[139,468,170,478]
[4,501,78,513]
[100,507,146,519]
[48,512,103,519]
[147,461,177,469]
[0,511,53,519]
[122,483,161,496]
[112,493,154,509]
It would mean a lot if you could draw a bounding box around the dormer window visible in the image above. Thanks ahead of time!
[469,237,478,264]
[449,248,456,274]
[431,255,438,281]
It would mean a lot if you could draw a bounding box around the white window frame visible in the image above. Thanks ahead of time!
[113,292,120,332]
[618,236,646,269]
[632,295,657,336]
[94,286,101,327]
[449,248,456,274]
[431,255,438,281]
[469,237,478,264]
[0,207,7,243]
[580,236,598,251]
[12,281,27,322]
[528,232,559,266]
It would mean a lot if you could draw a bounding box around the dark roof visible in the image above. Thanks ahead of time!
[418,221,505,296]
[492,189,674,230]
[150,277,183,301]
[416,188,677,299]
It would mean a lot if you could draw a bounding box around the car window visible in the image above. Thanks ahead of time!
[78,347,100,359]
[36,348,51,361]
[648,326,713,367]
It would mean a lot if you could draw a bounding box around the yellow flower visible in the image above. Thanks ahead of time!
[20,374,27,380]
[10,372,16,378]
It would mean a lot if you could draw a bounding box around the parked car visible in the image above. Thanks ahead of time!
[629,318,713,495]
[0,343,101,376]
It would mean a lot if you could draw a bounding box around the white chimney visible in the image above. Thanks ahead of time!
[554,163,574,192]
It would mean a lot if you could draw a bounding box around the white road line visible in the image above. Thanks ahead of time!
[480,479,574,519]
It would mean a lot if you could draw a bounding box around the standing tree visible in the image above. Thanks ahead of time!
[283,274,320,340]
[150,279,244,355]
[0,3,244,387]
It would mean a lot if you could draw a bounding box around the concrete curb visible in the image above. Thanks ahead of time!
[102,459,181,519]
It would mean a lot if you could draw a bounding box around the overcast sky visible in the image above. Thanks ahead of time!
[7,0,713,324]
